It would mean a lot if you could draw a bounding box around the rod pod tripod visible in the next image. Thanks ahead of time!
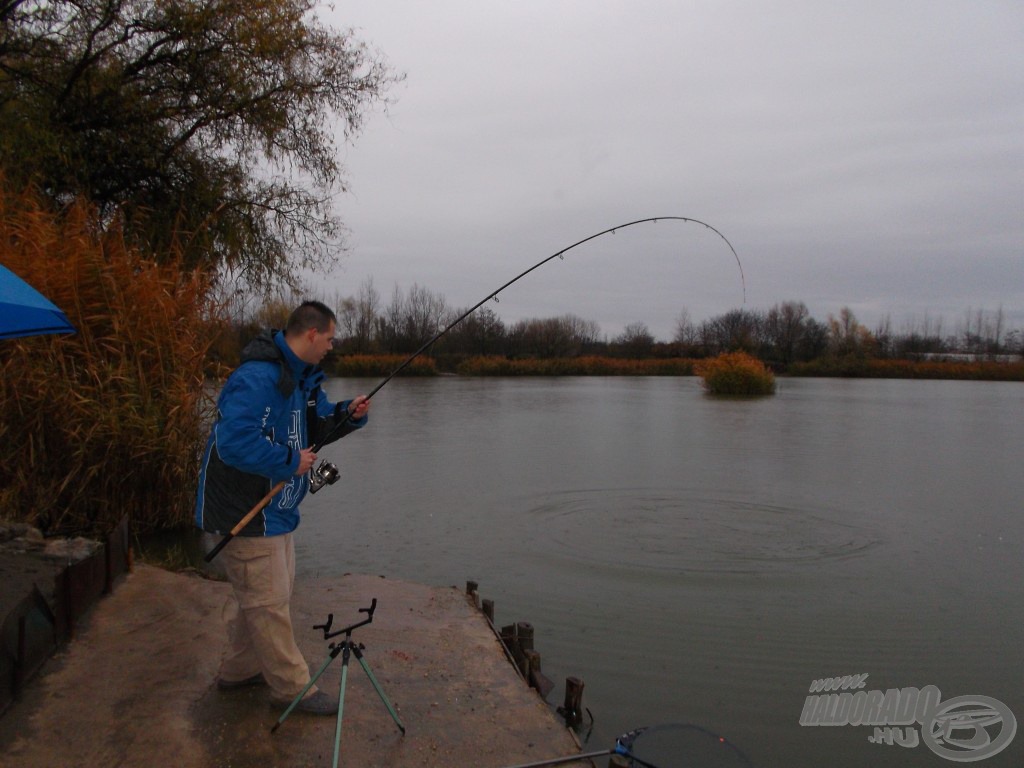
[271,598,405,768]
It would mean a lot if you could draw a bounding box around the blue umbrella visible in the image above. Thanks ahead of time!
[0,264,76,340]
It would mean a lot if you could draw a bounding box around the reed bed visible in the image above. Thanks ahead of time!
[789,357,1024,381]
[0,184,220,533]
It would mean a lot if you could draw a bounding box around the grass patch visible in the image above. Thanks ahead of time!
[133,527,224,578]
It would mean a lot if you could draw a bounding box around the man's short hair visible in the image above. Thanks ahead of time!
[286,301,337,335]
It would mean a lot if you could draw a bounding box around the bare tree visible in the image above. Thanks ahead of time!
[337,277,380,353]
[373,283,447,353]
[442,305,507,355]
[700,309,763,354]
[614,321,655,358]
[405,284,447,349]
[827,307,875,357]
[673,308,698,346]
[764,301,810,364]
[507,314,600,358]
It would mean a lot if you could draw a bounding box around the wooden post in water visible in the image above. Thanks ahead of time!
[472,586,570,704]
[562,676,585,728]
[500,623,516,648]
[465,580,481,609]
[515,621,534,650]
[524,649,555,698]
[524,649,540,681]
[500,624,526,680]
[515,622,534,678]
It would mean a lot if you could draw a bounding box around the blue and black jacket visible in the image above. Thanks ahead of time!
[194,329,366,536]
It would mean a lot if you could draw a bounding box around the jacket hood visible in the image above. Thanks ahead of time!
[240,329,280,364]
[240,329,296,397]
[239,329,325,398]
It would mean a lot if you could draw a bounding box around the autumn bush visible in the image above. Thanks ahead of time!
[0,182,222,534]
[695,351,776,395]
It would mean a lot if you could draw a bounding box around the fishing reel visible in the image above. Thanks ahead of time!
[309,459,340,494]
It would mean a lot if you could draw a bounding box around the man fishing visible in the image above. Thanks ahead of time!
[194,216,743,717]
[195,300,370,715]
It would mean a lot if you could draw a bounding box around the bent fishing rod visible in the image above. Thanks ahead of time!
[205,216,744,562]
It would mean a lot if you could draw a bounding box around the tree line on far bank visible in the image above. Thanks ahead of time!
[217,278,1024,375]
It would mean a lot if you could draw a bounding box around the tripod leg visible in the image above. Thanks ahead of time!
[271,646,337,734]
[332,648,350,768]
[354,650,406,735]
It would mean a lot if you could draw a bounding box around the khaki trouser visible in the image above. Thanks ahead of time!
[217,533,316,700]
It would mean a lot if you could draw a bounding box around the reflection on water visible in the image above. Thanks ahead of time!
[298,377,1024,767]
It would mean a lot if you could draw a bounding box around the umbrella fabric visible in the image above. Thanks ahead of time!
[0,264,76,340]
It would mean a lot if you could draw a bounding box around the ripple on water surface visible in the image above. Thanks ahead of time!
[521,488,883,576]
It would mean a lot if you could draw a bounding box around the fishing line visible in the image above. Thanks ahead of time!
[362,216,744,399]
[205,216,744,562]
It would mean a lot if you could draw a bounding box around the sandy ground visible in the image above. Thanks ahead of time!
[0,564,593,768]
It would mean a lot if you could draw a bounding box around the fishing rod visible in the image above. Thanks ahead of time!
[498,722,756,768]
[205,216,744,563]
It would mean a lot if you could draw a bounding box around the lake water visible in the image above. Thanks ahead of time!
[298,376,1023,767]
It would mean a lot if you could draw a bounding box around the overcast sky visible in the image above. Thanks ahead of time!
[317,1,1022,341]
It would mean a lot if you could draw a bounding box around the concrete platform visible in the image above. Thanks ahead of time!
[0,564,592,768]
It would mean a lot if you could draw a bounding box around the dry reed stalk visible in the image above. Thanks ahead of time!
[1,181,221,533]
